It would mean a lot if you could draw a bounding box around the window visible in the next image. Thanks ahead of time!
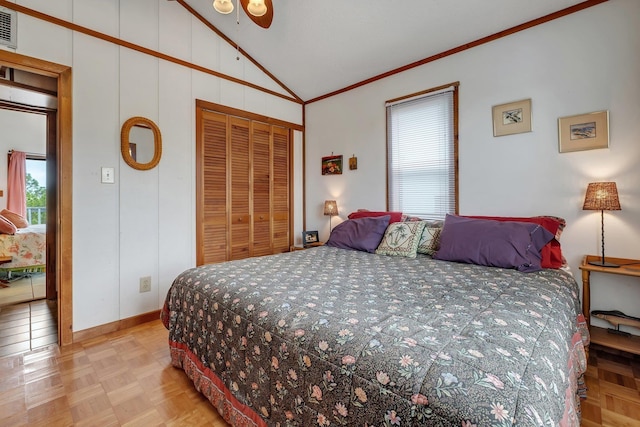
[386,83,458,220]
[26,157,47,225]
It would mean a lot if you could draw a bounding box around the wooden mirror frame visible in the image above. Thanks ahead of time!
[120,116,162,170]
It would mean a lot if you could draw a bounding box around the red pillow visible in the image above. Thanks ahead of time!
[463,215,565,269]
[347,211,403,223]
[0,215,17,235]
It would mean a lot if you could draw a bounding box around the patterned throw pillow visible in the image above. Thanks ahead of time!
[375,221,426,258]
[417,226,441,256]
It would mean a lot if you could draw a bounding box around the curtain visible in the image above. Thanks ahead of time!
[7,150,27,217]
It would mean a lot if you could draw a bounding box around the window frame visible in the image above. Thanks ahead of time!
[385,82,459,219]
[25,153,47,225]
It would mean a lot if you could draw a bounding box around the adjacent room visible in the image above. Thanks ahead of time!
[0,101,56,357]
[0,0,638,425]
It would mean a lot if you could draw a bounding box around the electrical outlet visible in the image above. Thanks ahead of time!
[139,276,151,293]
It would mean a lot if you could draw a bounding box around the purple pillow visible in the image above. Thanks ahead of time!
[326,215,391,253]
[434,214,554,272]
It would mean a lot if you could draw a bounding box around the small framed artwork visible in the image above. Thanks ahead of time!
[558,110,609,153]
[492,99,532,137]
[349,155,357,170]
[302,230,319,247]
[321,155,343,175]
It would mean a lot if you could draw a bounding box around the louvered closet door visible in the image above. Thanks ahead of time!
[251,122,272,257]
[199,111,228,265]
[229,117,251,260]
[272,126,290,253]
[197,101,294,265]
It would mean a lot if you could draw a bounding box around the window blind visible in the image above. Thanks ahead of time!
[387,88,456,220]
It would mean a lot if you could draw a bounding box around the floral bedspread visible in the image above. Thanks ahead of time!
[0,224,46,269]
[162,246,588,426]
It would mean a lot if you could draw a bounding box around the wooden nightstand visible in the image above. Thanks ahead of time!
[289,242,324,252]
[579,255,640,355]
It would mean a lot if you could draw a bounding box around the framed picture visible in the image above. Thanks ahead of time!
[349,155,357,170]
[302,230,319,246]
[558,110,609,153]
[492,99,532,137]
[321,155,343,175]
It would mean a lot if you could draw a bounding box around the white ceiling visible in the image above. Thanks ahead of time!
[181,0,588,102]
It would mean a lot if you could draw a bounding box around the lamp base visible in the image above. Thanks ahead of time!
[588,260,620,268]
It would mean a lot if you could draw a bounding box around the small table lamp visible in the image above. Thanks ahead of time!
[323,200,338,231]
[582,182,621,268]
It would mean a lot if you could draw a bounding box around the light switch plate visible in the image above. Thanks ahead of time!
[101,167,115,184]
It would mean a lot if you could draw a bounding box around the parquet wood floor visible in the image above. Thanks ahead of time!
[0,319,229,427]
[582,344,640,426]
[0,273,46,307]
[0,299,57,358]
[0,320,638,426]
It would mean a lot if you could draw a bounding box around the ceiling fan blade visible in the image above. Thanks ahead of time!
[240,0,273,29]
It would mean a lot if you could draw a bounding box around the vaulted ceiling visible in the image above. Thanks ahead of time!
[180,0,597,102]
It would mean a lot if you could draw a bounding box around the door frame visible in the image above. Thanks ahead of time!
[0,50,73,346]
[1,106,57,301]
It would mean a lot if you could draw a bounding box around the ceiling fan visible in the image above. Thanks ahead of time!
[213,0,274,29]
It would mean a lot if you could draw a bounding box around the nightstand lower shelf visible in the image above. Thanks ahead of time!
[589,325,640,355]
[289,242,324,252]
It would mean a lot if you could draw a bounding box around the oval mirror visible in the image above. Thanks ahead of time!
[121,116,162,170]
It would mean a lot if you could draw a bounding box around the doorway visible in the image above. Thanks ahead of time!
[0,76,56,356]
[0,50,72,347]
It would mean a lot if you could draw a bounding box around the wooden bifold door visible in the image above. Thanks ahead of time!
[196,103,292,266]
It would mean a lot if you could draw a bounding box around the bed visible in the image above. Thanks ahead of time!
[0,223,47,279]
[162,214,589,427]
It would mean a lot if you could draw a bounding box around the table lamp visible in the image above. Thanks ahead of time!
[582,181,621,267]
[323,200,338,231]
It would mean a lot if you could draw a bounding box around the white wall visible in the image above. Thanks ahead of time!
[2,0,303,331]
[306,1,640,333]
[0,110,47,210]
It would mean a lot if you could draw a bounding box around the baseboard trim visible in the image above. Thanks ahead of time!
[72,309,161,343]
